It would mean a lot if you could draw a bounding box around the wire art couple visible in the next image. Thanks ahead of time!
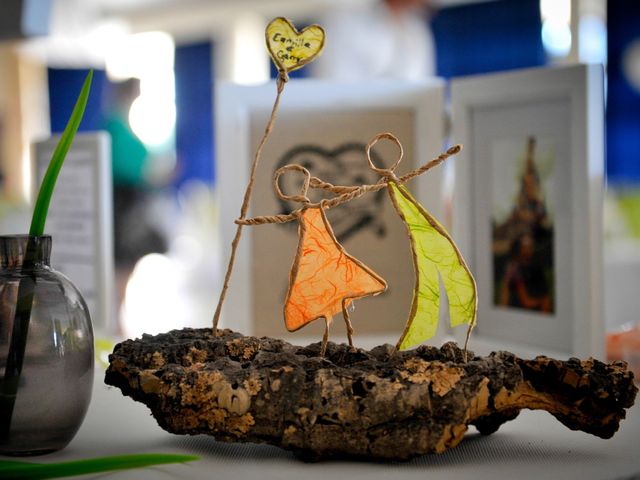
[236,132,477,356]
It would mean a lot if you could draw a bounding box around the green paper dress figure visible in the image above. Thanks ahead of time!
[310,132,477,351]
[387,181,476,350]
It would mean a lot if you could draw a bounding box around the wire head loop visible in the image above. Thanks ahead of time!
[274,164,311,204]
[366,132,403,178]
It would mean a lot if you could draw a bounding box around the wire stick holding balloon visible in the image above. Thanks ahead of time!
[212,18,325,332]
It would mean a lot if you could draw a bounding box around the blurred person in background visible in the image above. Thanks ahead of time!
[312,0,436,80]
[104,78,168,324]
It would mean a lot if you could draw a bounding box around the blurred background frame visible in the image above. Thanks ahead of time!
[451,64,604,358]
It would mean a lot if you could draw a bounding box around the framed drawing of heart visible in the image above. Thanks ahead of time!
[216,80,446,345]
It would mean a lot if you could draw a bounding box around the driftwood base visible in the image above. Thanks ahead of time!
[105,328,637,461]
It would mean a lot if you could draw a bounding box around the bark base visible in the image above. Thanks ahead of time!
[105,328,637,461]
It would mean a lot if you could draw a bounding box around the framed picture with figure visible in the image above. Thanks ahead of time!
[451,64,604,358]
[216,80,447,346]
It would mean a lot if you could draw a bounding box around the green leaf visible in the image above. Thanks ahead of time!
[29,70,93,237]
[0,453,199,479]
[390,182,477,351]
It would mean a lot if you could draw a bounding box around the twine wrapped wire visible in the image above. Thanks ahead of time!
[213,77,287,332]
[309,139,462,210]
[236,165,311,226]
[236,139,462,223]
[308,146,461,195]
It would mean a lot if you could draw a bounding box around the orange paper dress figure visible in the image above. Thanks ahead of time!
[285,207,385,331]
[236,165,387,355]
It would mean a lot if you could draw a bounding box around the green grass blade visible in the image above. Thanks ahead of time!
[0,453,199,479]
[28,70,93,237]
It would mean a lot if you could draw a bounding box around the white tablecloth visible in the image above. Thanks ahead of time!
[0,362,640,480]
[4,367,640,480]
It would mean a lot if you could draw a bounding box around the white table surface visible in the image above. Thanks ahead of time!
[4,366,639,480]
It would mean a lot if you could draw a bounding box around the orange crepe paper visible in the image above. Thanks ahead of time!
[284,207,387,332]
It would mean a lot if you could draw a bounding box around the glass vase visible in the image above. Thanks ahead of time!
[0,235,94,456]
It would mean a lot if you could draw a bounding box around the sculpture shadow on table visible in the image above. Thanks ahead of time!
[161,426,608,467]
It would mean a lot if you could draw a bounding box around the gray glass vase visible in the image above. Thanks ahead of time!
[0,235,93,455]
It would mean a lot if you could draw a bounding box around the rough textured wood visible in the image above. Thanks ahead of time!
[105,328,637,461]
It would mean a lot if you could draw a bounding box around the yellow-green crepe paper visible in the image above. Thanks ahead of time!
[390,182,477,351]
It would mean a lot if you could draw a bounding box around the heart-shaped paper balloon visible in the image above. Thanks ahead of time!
[266,17,325,74]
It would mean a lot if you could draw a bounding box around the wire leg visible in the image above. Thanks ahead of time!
[342,299,354,349]
[320,317,330,357]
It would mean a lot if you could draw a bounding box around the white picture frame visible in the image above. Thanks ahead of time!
[216,79,446,346]
[34,132,115,332]
[451,64,604,358]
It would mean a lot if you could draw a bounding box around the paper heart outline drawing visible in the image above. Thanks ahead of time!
[266,17,325,74]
